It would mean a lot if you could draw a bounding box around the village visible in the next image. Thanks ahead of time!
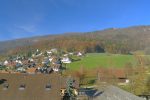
[0,48,84,100]
[0,48,83,74]
[0,48,139,88]
[0,48,133,88]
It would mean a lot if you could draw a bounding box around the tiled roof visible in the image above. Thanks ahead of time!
[27,68,36,73]
[0,73,79,100]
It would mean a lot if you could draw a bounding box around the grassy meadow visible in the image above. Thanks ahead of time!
[68,53,137,70]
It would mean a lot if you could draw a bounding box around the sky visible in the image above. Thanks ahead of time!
[0,0,150,41]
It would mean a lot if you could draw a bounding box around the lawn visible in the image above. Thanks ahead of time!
[68,53,137,70]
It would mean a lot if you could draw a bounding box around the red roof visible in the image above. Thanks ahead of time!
[27,68,36,73]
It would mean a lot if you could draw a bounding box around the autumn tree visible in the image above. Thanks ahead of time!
[74,66,86,85]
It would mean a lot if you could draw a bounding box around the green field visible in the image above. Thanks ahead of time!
[68,53,137,70]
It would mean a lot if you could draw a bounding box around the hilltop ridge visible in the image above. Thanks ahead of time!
[1,25,150,55]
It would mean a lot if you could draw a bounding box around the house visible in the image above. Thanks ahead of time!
[36,49,39,52]
[34,49,43,57]
[51,57,62,72]
[0,73,79,100]
[49,57,53,62]
[93,85,144,100]
[69,52,74,55]
[52,64,61,72]
[6,61,17,68]
[46,50,52,54]
[15,60,23,65]
[28,58,34,62]
[77,52,83,56]
[27,62,36,68]
[32,54,35,57]
[77,86,144,100]
[36,67,53,74]
[3,60,8,65]
[61,57,71,64]
[16,67,26,72]
[42,58,50,64]
[27,68,36,74]
[15,63,22,68]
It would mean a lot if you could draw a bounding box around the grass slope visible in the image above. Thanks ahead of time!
[69,53,137,70]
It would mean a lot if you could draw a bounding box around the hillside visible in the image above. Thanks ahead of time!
[0,35,59,54]
[1,25,150,55]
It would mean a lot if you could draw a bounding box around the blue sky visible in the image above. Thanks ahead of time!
[0,0,150,41]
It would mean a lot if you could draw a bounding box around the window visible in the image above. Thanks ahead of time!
[45,83,51,90]
[19,84,26,90]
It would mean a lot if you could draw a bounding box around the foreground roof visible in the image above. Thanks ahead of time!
[0,73,79,100]
[93,85,144,100]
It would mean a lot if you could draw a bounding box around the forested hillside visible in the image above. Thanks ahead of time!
[1,25,150,55]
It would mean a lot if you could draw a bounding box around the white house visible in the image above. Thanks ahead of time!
[3,60,8,65]
[49,57,53,62]
[53,68,59,72]
[16,67,26,72]
[61,57,71,64]
[47,51,52,54]
[36,49,39,52]
[125,79,130,83]
[28,58,34,62]
[77,52,82,56]
[32,54,35,57]
[69,52,74,55]
[15,60,23,65]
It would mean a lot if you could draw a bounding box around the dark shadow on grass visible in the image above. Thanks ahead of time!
[72,59,81,62]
